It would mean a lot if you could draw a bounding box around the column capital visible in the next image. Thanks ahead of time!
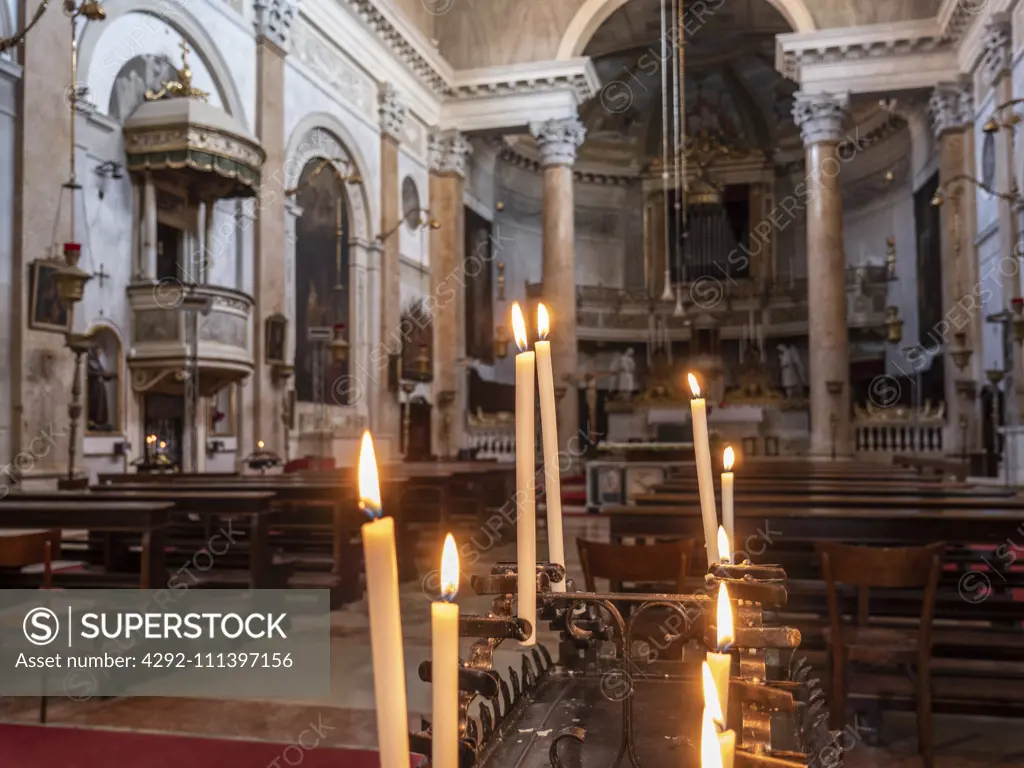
[981,13,1012,87]
[428,130,473,178]
[928,81,974,139]
[378,82,408,142]
[529,117,586,168]
[254,0,297,54]
[792,92,849,145]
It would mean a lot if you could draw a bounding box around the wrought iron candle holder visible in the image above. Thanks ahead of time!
[413,557,841,767]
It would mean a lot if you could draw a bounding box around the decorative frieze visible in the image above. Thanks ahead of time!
[428,131,472,177]
[290,21,375,119]
[378,82,407,142]
[928,81,974,138]
[791,92,849,146]
[529,118,586,168]
[981,14,1011,87]
[254,0,297,53]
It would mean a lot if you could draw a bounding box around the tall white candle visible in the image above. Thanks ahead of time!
[512,302,537,645]
[432,533,460,768]
[688,373,718,569]
[358,431,409,768]
[721,447,735,552]
[534,303,565,592]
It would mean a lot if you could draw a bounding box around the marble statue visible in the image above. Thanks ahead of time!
[613,347,637,400]
[778,344,805,398]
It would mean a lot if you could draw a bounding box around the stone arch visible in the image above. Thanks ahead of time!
[284,113,375,242]
[83,320,126,434]
[555,0,815,59]
[77,0,247,126]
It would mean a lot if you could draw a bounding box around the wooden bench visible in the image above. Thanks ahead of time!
[893,455,969,480]
[0,500,172,588]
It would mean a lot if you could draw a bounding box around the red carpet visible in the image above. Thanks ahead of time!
[0,724,425,768]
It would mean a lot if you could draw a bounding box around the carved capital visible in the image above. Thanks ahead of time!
[929,81,974,138]
[792,92,848,145]
[428,130,473,177]
[981,14,1011,86]
[378,82,407,142]
[529,117,586,168]
[254,0,297,53]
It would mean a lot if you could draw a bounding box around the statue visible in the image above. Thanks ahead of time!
[86,347,113,430]
[778,344,806,399]
[612,347,637,401]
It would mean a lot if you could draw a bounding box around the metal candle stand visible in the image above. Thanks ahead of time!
[413,560,841,768]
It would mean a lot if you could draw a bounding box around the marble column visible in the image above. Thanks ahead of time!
[530,118,586,449]
[10,0,75,472]
[428,131,472,458]
[143,173,157,278]
[377,84,407,448]
[792,93,850,459]
[252,0,295,455]
[929,81,982,457]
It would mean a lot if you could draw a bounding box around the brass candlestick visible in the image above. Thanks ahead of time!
[401,381,416,458]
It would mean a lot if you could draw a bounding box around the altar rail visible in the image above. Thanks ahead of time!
[466,425,516,463]
[854,422,944,455]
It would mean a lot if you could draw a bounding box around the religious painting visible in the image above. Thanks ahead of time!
[29,260,71,333]
[294,158,350,404]
[400,299,433,383]
[85,328,121,434]
[464,206,494,363]
[265,314,287,365]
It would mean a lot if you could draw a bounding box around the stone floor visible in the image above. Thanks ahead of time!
[1,515,1023,765]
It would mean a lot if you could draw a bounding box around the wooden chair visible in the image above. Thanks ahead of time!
[0,531,55,723]
[817,541,944,767]
[577,538,695,593]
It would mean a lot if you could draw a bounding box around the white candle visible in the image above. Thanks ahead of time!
[707,581,733,722]
[512,303,537,645]
[688,373,719,569]
[358,431,410,768]
[534,303,565,592]
[432,533,460,768]
[721,447,735,552]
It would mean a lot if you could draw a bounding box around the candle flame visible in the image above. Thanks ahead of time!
[257,440,265,450]
[158,441,167,450]
[688,373,701,398]
[537,303,550,340]
[702,660,725,727]
[358,430,382,518]
[717,526,731,564]
[511,303,528,352]
[701,707,724,768]
[717,582,734,650]
[440,532,459,601]
[723,446,734,471]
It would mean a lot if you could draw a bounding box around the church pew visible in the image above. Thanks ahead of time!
[893,454,969,480]
[0,500,172,589]
[604,502,1024,714]
[650,480,1011,498]
[8,490,280,589]
[630,490,1024,509]
[96,471,241,485]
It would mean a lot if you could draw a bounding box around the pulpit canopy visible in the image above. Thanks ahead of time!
[122,44,264,199]
[123,98,265,199]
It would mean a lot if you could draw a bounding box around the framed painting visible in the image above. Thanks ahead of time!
[29,260,71,333]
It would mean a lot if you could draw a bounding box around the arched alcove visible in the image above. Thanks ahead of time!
[294,158,351,405]
[85,325,123,434]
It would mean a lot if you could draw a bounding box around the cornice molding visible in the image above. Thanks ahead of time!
[451,58,600,103]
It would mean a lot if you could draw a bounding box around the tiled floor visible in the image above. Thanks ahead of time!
[2,515,1023,765]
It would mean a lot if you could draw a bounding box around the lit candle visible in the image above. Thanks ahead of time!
[721,446,735,557]
[257,440,265,450]
[432,533,460,768]
[534,303,565,592]
[358,431,410,768]
[688,373,719,568]
[701,662,736,768]
[707,580,733,723]
[512,303,536,646]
